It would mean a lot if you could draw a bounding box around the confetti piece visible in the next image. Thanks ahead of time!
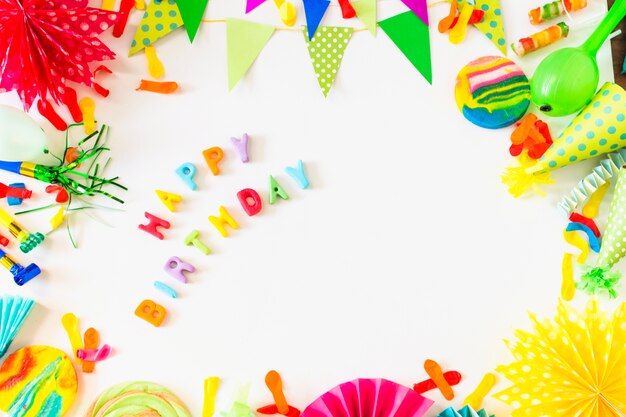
[569,213,600,237]
[77,345,112,361]
[566,222,601,253]
[136,80,179,94]
[561,253,576,301]
[564,230,589,264]
[463,373,496,410]
[50,207,65,230]
[413,371,462,394]
[79,97,96,135]
[583,181,610,219]
[449,4,473,44]
[82,327,99,373]
[145,45,165,79]
[154,281,177,298]
[203,377,220,417]
[61,313,83,365]
[424,359,454,400]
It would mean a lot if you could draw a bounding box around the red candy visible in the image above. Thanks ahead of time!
[138,212,170,240]
[237,188,263,216]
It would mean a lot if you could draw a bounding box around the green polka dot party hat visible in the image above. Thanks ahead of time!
[578,166,626,298]
[504,82,626,197]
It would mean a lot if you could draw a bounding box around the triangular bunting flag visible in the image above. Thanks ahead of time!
[129,0,184,56]
[399,0,428,25]
[460,0,506,54]
[246,0,266,13]
[352,0,376,36]
[303,0,331,40]
[226,18,275,90]
[176,0,210,42]
[303,26,353,97]
[379,11,432,84]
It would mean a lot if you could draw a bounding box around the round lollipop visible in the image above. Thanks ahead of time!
[84,381,191,417]
[0,106,47,162]
[0,346,78,417]
[455,56,531,129]
[531,0,626,116]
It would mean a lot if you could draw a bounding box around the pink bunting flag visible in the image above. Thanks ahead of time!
[246,0,267,13]
[399,0,428,25]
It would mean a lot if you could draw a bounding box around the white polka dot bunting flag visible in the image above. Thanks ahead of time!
[303,26,353,97]
[130,0,184,56]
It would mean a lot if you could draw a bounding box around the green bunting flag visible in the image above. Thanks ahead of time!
[129,0,183,56]
[176,0,210,42]
[226,18,275,91]
[303,26,353,97]
[379,11,432,84]
[352,0,376,36]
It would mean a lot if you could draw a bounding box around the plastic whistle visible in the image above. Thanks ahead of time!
[0,206,44,253]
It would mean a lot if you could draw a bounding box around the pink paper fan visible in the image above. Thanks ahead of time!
[301,379,433,417]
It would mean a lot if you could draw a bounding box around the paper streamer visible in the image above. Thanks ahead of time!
[558,147,626,216]
[227,19,275,90]
[130,0,184,56]
[379,11,432,84]
[303,26,353,97]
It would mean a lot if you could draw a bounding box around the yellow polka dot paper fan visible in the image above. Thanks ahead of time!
[495,298,626,417]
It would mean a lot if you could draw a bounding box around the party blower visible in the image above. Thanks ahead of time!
[0,206,44,253]
[531,0,626,116]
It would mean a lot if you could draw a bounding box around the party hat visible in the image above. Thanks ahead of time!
[503,82,626,197]
[0,295,35,357]
[578,167,626,298]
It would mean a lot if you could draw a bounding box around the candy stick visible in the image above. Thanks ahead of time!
[529,0,587,25]
[512,22,569,57]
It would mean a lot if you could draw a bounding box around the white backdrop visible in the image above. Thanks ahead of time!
[0,0,619,416]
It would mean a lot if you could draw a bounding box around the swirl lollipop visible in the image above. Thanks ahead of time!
[531,0,626,116]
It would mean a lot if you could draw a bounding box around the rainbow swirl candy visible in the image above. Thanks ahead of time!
[84,381,192,417]
[0,346,78,417]
[455,56,531,129]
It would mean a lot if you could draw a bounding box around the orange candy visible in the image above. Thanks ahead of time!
[135,300,167,327]
[202,147,224,176]
[82,328,99,373]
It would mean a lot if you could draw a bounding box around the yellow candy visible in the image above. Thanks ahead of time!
[561,253,575,301]
[203,377,220,417]
[155,190,182,212]
[79,97,96,135]
[563,230,589,264]
[463,373,496,410]
[145,45,165,79]
[50,207,65,230]
[61,313,83,365]
[583,181,610,219]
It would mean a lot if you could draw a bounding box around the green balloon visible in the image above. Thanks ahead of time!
[531,0,626,116]
[0,105,47,161]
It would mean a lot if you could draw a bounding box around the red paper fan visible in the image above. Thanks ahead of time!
[0,0,120,110]
[301,379,434,417]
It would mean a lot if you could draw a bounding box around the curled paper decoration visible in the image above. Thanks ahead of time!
[558,147,626,216]
[0,296,34,358]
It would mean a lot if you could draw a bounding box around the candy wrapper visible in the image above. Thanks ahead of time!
[0,0,120,110]
[496,298,626,416]
[301,379,433,417]
[503,82,626,197]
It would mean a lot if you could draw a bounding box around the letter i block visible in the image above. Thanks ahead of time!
[135,299,167,327]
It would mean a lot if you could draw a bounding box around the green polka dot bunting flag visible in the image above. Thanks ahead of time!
[129,0,184,56]
[303,26,353,97]
[460,0,506,54]
[579,167,626,298]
